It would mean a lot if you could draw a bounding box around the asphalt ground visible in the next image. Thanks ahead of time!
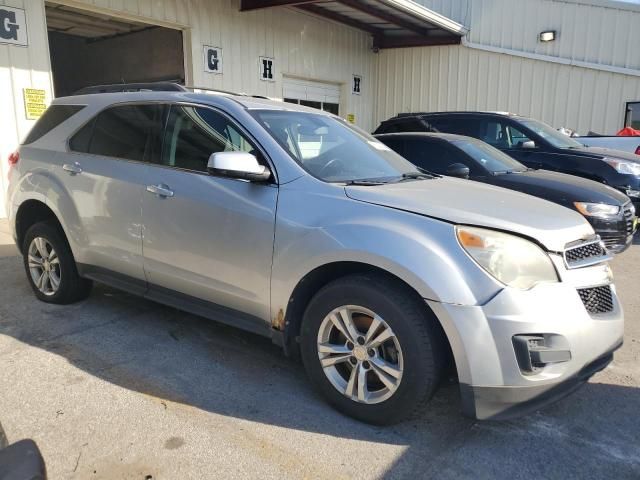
[0,219,638,479]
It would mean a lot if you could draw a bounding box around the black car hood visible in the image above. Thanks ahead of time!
[483,169,630,208]
[567,146,640,163]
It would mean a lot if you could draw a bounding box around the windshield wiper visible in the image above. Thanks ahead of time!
[344,179,388,186]
[396,172,437,182]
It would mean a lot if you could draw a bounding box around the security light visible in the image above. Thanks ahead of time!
[539,30,556,42]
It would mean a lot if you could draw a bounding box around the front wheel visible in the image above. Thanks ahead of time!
[300,274,445,425]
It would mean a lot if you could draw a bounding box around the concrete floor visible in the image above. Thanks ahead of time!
[0,219,638,479]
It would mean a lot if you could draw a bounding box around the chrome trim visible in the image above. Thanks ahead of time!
[563,237,612,269]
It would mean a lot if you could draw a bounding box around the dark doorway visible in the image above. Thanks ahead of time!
[46,3,185,97]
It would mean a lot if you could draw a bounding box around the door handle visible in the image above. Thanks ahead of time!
[62,163,82,175]
[146,184,174,198]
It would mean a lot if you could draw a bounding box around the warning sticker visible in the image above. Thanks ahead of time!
[346,113,356,124]
[23,88,47,120]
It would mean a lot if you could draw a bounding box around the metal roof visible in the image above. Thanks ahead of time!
[239,0,467,49]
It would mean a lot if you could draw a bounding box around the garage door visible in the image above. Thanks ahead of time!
[283,78,341,115]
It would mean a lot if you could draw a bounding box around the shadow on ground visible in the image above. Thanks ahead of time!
[0,254,638,479]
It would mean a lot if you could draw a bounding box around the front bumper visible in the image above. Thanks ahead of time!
[427,263,624,420]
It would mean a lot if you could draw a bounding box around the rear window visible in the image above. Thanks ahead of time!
[69,104,165,162]
[22,105,85,144]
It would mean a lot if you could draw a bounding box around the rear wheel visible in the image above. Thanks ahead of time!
[22,221,92,304]
[300,274,444,425]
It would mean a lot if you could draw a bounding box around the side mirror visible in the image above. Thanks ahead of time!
[521,140,537,149]
[207,152,271,182]
[446,163,470,179]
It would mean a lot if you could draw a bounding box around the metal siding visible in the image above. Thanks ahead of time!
[0,0,53,218]
[414,0,640,71]
[375,44,640,135]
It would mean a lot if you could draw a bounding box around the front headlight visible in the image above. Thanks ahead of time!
[573,202,620,218]
[603,157,640,176]
[456,226,559,290]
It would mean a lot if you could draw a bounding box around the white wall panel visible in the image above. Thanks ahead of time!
[414,0,640,71]
[0,0,53,218]
[375,44,640,134]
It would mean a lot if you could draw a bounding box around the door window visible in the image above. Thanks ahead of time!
[69,104,165,162]
[624,102,640,130]
[161,105,255,173]
[477,120,534,149]
[427,118,479,137]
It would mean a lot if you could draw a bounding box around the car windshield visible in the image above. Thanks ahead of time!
[452,138,528,173]
[252,109,421,183]
[519,118,583,149]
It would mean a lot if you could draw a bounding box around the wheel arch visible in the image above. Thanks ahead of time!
[280,261,455,373]
[15,200,65,254]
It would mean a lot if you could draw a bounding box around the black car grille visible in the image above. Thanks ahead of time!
[564,241,607,266]
[577,286,614,314]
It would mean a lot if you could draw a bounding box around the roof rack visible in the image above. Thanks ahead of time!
[72,81,259,98]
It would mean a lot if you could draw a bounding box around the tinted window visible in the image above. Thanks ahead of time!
[427,118,479,137]
[403,139,476,175]
[69,118,95,152]
[70,104,165,161]
[162,106,255,172]
[23,105,85,144]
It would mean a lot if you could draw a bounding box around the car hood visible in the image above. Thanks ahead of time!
[571,146,640,162]
[345,177,594,252]
[485,170,630,207]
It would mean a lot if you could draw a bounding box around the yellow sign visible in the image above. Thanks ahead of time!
[23,88,47,120]
[346,113,356,124]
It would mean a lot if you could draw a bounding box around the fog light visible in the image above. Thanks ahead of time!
[513,335,571,375]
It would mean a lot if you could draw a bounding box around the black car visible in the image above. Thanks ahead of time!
[374,111,640,209]
[375,132,637,253]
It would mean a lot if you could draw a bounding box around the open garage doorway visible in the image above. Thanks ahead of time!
[46,3,185,97]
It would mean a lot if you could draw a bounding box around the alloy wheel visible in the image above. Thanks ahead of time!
[317,305,404,404]
[28,237,61,296]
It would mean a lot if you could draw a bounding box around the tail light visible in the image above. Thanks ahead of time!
[8,151,19,166]
[7,150,19,180]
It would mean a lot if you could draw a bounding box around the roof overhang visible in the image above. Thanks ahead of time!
[239,0,468,49]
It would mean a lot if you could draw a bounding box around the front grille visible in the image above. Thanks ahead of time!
[577,286,614,314]
[564,240,607,266]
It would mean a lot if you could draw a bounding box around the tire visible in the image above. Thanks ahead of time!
[300,273,445,425]
[22,221,92,304]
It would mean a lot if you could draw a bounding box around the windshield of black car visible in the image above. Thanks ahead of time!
[519,118,583,149]
[452,138,528,173]
[251,109,421,182]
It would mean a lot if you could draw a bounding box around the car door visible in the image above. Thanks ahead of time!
[62,103,165,285]
[141,103,277,323]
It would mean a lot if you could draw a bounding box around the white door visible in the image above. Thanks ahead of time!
[283,77,341,115]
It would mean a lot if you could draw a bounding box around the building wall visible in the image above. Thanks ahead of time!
[0,0,377,218]
[378,0,640,134]
[415,0,640,72]
[0,0,52,219]
[375,44,640,134]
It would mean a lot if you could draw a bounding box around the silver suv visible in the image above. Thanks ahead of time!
[6,87,623,424]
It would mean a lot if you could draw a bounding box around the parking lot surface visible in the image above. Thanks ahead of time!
[0,219,638,479]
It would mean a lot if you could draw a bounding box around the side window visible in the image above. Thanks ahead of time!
[506,124,534,148]
[478,121,509,148]
[403,139,471,174]
[377,137,404,156]
[161,105,256,173]
[23,105,85,145]
[427,118,479,137]
[70,104,165,162]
